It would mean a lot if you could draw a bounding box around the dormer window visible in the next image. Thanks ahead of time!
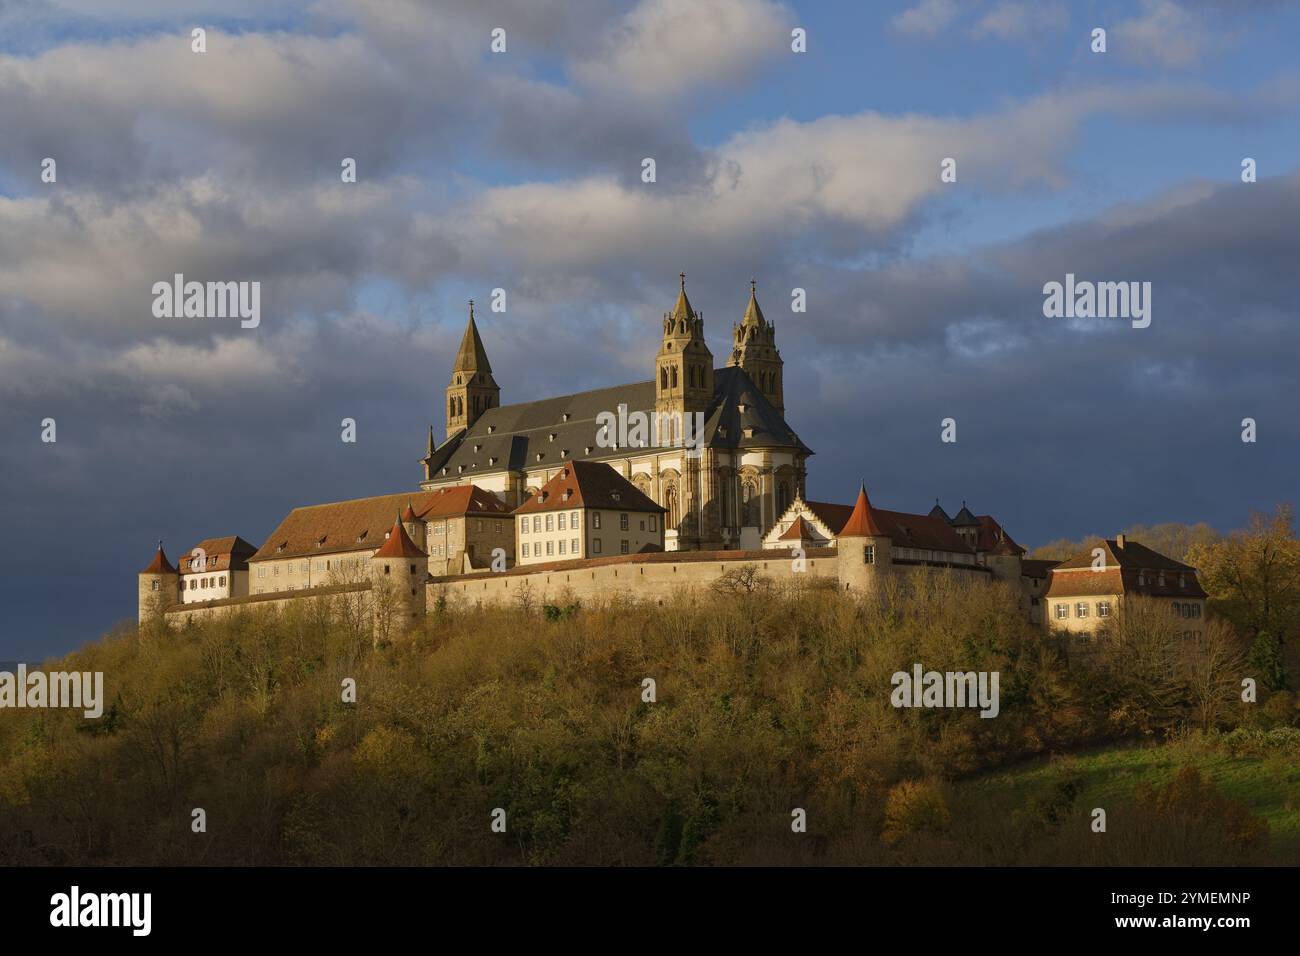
[742,427,754,438]
[474,444,482,453]
[562,413,570,422]
[738,403,748,413]
[1158,572,1166,587]
[357,530,368,543]
[458,465,465,473]
[488,456,497,466]
[1179,574,1186,589]
[561,449,569,458]
[487,425,496,434]
[316,535,327,547]
[549,433,557,441]
[536,452,544,462]
[584,446,593,455]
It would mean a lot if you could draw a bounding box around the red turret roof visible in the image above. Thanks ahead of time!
[141,542,177,574]
[838,483,886,537]
[373,516,426,559]
[401,501,418,522]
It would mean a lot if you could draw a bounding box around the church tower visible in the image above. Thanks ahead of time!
[655,273,714,427]
[445,300,500,441]
[727,280,784,414]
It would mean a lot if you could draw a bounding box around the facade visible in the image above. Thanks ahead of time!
[1043,535,1208,635]
[248,486,513,593]
[420,276,812,552]
[514,461,665,565]
[178,536,256,604]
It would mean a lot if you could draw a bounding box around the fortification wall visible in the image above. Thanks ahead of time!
[162,583,371,626]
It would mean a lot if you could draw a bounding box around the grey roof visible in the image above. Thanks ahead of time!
[423,366,810,480]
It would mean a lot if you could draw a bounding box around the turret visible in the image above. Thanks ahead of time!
[727,279,784,414]
[369,514,427,642]
[445,300,500,441]
[400,500,425,551]
[655,273,714,429]
[836,483,892,594]
[138,540,179,626]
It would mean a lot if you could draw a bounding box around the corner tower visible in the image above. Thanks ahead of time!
[445,300,500,441]
[727,280,784,414]
[138,540,179,626]
[655,273,714,426]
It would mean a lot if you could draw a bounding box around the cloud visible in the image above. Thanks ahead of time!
[892,0,961,37]
[1114,0,1210,68]
[972,1,1068,41]
[570,0,793,102]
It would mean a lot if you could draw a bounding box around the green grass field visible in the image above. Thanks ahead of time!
[959,737,1300,852]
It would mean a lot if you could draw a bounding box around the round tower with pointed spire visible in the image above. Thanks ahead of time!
[836,483,892,594]
[445,299,500,441]
[400,500,426,552]
[726,278,785,414]
[138,540,180,626]
[370,514,428,642]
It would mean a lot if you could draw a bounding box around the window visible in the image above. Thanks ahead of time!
[570,511,579,528]
[649,515,657,532]
[546,541,554,556]
[1179,574,1187,589]
[151,580,160,591]
[620,540,629,554]
[523,543,530,558]
[571,538,579,554]
[520,518,528,534]
[1172,602,1182,615]
[384,565,391,575]
[220,576,226,588]
[639,519,645,531]
[1192,604,1201,619]
[1183,604,1193,619]
[533,516,541,533]
[258,566,266,578]
[1076,602,1089,618]
[189,579,197,590]
[593,512,602,529]
[1097,601,1111,617]
[545,514,554,532]
[620,513,629,531]
[1055,603,1069,620]
[558,540,566,555]
[593,539,602,554]
[558,513,566,531]
[410,564,417,574]
[864,545,875,565]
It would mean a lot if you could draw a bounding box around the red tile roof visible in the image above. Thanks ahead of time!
[372,517,426,559]
[515,460,665,515]
[1045,538,1206,599]
[778,514,816,541]
[140,543,177,575]
[839,484,886,537]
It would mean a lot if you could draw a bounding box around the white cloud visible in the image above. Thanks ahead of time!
[1114,0,1209,68]
[892,0,960,37]
[571,0,792,102]
[972,1,1068,41]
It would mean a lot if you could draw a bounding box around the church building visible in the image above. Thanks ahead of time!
[420,275,812,550]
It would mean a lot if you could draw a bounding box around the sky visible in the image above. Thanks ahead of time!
[1,0,1298,660]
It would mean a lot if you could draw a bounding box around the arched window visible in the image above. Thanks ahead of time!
[449,397,455,418]
[670,366,678,389]
[742,479,760,527]
[664,484,679,530]
[660,367,668,389]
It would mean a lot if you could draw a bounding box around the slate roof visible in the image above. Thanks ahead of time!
[252,486,509,562]
[515,461,666,514]
[422,366,810,481]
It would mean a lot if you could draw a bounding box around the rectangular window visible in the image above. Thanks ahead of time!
[220,575,226,587]
[620,513,629,531]
[546,541,554,556]
[1055,603,1068,620]
[189,579,196,590]
[649,515,657,532]
[151,580,160,591]
[257,566,266,578]
[558,540,566,555]
[639,519,645,531]
[558,513,566,531]
[523,543,530,558]
[593,538,602,554]
[273,566,279,576]
[620,540,629,554]
[1097,601,1111,617]
[571,538,579,554]
[864,545,875,565]
[533,516,541,533]
[593,512,601,529]
[545,514,554,532]
[520,518,528,534]
[1076,602,1089,618]
[571,511,579,528]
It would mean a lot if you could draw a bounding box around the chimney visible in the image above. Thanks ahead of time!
[1115,534,1126,550]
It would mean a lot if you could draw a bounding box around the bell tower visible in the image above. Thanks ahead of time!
[445,300,500,440]
[655,273,714,426]
[727,279,784,414]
